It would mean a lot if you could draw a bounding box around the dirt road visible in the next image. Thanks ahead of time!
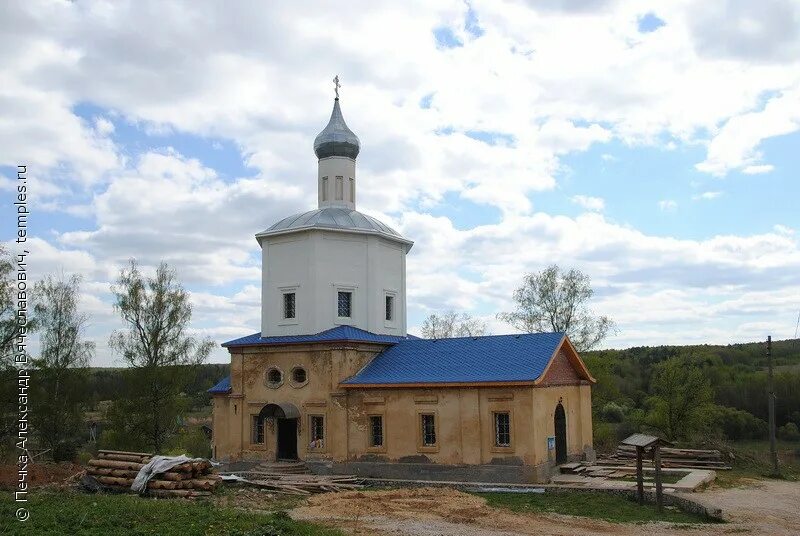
[292,481,800,536]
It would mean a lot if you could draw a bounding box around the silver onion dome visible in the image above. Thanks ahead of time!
[313,98,360,160]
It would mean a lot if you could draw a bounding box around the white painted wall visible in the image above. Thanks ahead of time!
[318,157,356,209]
[261,229,408,336]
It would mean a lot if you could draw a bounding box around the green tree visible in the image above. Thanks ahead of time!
[0,246,19,364]
[0,246,23,448]
[646,358,714,441]
[109,260,213,452]
[32,274,94,458]
[497,265,614,351]
[420,310,488,338]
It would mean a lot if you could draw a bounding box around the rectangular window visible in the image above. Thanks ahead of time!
[335,176,343,200]
[251,415,264,444]
[421,414,436,446]
[370,415,383,447]
[494,412,511,447]
[283,292,296,319]
[385,295,394,321]
[322,177,328,201]
[310,415,324,448]
[337,291,352,318]
[349,177,355,202]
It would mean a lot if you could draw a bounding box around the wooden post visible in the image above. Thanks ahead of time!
[654,445,663,512]
[636,446,644,505]
[767,335,780,476]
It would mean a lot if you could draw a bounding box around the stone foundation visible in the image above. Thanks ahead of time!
[306,459,553,483]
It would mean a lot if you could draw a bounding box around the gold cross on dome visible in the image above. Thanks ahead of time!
[333,75,340,98]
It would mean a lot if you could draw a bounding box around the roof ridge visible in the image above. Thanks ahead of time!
[413,331,565,342]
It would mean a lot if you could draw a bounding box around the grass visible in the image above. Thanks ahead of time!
[0,490,343,536]
[713,439,800,487]
[475,491,714,525]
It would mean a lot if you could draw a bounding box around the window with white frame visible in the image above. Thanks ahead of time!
[321,176,328,201]
[349,177,355,202]
[283,292,296,319]
[337,291,352,318]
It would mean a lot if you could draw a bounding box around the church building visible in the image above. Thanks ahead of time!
[209,87,596,482]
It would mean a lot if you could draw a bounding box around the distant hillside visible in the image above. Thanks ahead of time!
[589,337,800,370]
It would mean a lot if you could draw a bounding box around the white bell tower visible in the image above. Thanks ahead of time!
[255,78,413,337]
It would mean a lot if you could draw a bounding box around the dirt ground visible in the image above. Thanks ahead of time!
[292,481,800,536]
[0,462,83,490]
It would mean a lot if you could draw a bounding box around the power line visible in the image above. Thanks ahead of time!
[794,308,800,340]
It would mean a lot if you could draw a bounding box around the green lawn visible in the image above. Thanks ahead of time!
[475,491,714,524]
[0,490,343,536]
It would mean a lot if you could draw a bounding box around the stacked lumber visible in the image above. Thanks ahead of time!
[86,450,221,497]
[605,445,731,470]
[220,471,363,495]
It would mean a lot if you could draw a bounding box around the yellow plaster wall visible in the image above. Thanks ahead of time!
[211,344,383,461]
[341,387,536,464]
[211,346,593,469]
[530,384,593,464]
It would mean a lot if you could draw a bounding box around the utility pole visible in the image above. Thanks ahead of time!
[767,335,780,476]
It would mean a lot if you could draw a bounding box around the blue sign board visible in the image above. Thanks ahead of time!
[547,436,555,450]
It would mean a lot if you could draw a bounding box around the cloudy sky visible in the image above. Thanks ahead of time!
[2,0,800,366]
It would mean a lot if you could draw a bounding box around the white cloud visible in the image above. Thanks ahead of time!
[742,164,775,174]
[570,195,605,211]
[696,88,800,176]
[658,199,677,211]
[692,191,722,200]
[4,1,800,363]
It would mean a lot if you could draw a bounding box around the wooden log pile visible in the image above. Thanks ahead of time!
[604,445,731,470]
[219,471,363,495]
[86,450,221,498]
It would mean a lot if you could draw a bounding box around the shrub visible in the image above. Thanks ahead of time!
[593,421,616,453]
[600,402,625,423]
[52,441,78,462]
[714,406,768,441]
[778,422,800,441]
[168,426,212,458]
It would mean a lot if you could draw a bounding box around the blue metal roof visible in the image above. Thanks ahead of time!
[222,325,414,348]
[342,332,566,385]
[208,376,231,394]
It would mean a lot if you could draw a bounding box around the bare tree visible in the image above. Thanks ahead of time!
[421,310,489,339]
[109,260,213,452]
[32,273,94,457]
[497,265,614,351]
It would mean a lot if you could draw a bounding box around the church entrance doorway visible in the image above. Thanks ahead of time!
[554,402,567,465]
[258,402,301,461]
[276,418,298,460]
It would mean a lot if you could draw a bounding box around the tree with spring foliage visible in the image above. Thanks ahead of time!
[0,246,29,448]
[497,265,614,351]
[646,357,714,441]
[420,310,489,339]
[32,273,94,459]
[108,260,213,452]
